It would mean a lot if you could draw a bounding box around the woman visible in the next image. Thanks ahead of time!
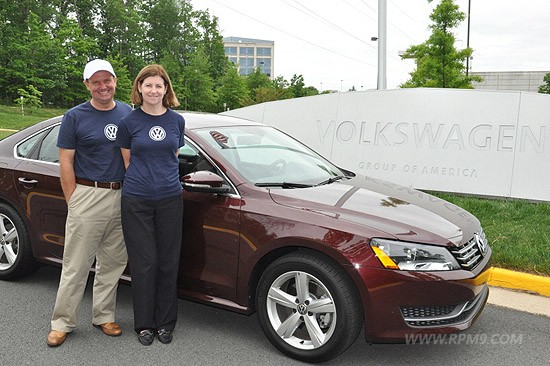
[116,64,185,346]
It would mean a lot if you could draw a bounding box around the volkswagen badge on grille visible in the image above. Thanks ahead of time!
[474,233,487,254]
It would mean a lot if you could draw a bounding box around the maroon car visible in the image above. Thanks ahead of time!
[0,112,491,362]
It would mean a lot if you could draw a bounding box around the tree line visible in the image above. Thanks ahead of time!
[3,0,543,114]
[0,0,321,113]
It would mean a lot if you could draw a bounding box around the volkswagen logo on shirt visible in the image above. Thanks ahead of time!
[104,124,118,141]
[149,126,166,141]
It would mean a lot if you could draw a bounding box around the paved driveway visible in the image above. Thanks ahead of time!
[1,266,548,366]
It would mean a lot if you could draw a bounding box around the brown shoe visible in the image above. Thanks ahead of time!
[94,322,122,337]
[47,330,67,347]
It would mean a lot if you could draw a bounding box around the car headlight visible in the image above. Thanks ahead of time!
[370,238,460,271]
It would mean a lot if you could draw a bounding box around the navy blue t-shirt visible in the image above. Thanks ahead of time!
[116,108,185,200]
[57,101,132,182]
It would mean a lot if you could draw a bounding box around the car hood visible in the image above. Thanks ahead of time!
[268,175,480,246]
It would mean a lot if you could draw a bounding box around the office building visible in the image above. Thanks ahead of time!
[223,37,274,78]
[472,71,549,93]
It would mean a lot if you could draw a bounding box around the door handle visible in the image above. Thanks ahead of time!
[18,177,38,184]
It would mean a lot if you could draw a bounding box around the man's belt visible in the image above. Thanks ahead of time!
[76,178,122,190]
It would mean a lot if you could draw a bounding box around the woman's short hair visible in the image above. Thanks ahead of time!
[131,64,180,108]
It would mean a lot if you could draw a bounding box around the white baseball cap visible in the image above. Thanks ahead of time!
[83,59,116,81]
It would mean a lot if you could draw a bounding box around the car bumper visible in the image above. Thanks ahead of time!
[355,251,492,343]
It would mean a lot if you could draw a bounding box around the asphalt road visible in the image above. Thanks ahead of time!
[1,265,548,366]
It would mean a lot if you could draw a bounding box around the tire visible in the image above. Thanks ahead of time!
[0,203,38,280]
[256,251,363,363]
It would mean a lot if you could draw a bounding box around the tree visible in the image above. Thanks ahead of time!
[0,0,319,110]
[194,10,229,83]
[108,57,133,104]
[15,85,43,112]
[99,0,143,76]
[246,67,272,92]
[245,68,273,103]
[538,72,550,94]
[217,65,250,111]
[5,11,66,106]
[53,17,100,107]
[58,0,103,41]
[288,74,319,98]
[400,0,481,88]
[142,0,184,62]
[252,87,290,104]
[182,48,217,112]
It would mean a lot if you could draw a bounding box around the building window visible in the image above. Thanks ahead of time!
[256,58,271,76]
[239,47,254,56]
[257,47,271,56]
[228,57,238,65]
[239,58,255,75]
[224,47,237,55]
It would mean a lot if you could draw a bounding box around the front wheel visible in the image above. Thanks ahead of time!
[256,251,363,363]
[0,203,37,280]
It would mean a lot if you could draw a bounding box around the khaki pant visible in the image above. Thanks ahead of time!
[50,184,128,332]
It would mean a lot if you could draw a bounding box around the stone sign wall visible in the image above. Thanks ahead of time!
[223,88,550,202]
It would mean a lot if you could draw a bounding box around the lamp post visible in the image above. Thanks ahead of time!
[376,0,387,90]
[466,0,471,76]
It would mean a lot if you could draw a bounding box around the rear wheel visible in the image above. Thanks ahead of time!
[256,251,363,363]
[0,203,37,280]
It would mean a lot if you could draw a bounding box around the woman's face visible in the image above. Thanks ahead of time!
[139,75,167,107]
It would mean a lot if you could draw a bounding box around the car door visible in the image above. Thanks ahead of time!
[12,124,67,262]
[178,141,242,304]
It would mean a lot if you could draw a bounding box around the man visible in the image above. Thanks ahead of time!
[47,59,133,347]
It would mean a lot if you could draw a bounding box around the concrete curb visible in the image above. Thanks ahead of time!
[487,286,550,317]
[487,267,550,297]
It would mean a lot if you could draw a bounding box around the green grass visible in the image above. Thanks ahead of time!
[1,106,549,277]
[431,192,550,277]
[0,105,65,136]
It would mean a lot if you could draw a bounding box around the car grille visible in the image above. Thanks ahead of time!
[448,229,489,270]
[401,285,489,327]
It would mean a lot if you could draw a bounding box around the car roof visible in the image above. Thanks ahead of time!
[38,111,264,130]
[2,111,264,144]
[180,111,264,130]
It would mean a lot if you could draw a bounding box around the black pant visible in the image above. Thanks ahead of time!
[121,194,183,333]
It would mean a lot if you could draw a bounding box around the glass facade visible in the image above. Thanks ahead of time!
[257,58,271,76]
[239,58,255,75]
[223,38,274,79]
[239,47,254,56]
[257,47,271,56]
[224,47,237,55]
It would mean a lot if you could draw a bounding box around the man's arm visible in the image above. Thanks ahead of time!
[59,148,76,203]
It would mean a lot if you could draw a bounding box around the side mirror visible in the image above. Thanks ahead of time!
[182,171,231,194]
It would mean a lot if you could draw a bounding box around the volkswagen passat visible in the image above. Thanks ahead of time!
[0,112,491,362]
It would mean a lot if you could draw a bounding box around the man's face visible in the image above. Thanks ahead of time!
[84,71,117,105]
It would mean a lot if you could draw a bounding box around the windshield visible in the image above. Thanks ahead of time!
[195,125,344,185]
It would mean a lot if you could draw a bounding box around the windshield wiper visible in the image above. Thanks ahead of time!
[255,182,314,189]
[316,175,346,186]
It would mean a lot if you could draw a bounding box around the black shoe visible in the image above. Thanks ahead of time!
[138,329,154,346]
[157,329,173,344]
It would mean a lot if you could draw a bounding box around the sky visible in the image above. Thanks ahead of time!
[190,0,550,92]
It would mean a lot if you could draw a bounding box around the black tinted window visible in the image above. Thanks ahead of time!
[37,125,60,163]
[16,124,60,163]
